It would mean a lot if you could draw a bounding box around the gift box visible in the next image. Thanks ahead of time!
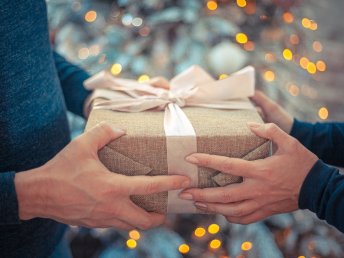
[85,66,270,214]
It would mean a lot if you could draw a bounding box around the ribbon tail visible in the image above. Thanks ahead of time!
[164,103,198,213]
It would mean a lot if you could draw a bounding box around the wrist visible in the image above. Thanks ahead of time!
[14,166,50,220]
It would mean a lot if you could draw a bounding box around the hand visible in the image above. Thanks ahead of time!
[180,123,318,224]
[15,122,190,230]
[251,90,293,133]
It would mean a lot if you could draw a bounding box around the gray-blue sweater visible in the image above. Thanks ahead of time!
[0,1,90,257]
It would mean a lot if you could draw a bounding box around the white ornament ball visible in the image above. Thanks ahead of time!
[207,42,248,74]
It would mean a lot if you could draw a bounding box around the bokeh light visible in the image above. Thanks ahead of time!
[318,107,329,120]
[110,63,122,75]
[241,241,253,251]
[209,239,222,249]
[207,1,218,11]
[178,244,190,254]
[194,227,206,237]
[208,224,220,234]
[85,10,97,23]
[126,239,137,249]
[236,32,248,44]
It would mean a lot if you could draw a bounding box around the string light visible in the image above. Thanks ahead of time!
[283,48,293,61]
[207,1,218,11]
[111,63,122,75]
[236,0,247,8]
[243,41,255,51]
[316,60,326,72]
[219,74,229,80]
[138,74,150,83]
[312,41,323,52]
[208,224,220,234]
[288,84,300,96]
[309,21,318,31]
[178,244,190,254]
[129,230,140,240]
[78,48,89,60]
[85,10,97,23]
[301,18,311,28]
[126,239,137,249]
[263,70,275,82]
[289,34,300,45]
[209,239,222,249]
[241,241,253,251]
[318,107,329,120]
[307,62,317,74]
[283,12,294,23]
[265,52,276,62]
[299,57,309,69]
[194,227,206,237]
[236,32,248,44]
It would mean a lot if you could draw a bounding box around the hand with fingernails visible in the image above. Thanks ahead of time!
[179,92,318,224]
[15,122,190,230]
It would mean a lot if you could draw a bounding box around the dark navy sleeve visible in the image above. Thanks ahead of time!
[299,159,344,233]
[290,119,344,167]
[0,172,20,225]
[53,51,91,117]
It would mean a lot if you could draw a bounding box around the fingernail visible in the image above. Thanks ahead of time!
[182,180,191,188]
[185,155,199,164]
[195,202,207,209]
[247,122,262,129]
[179,192,193,200]
[110,125,126,134]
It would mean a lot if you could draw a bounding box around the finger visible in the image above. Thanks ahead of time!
[247,122,290,146]
[148,77,170,90]
[250,90,277,114]
[126,175,190,195]
[179,183,252,203]
[185,153,255,178]
[146,212,166,227]
[225,209,272,225]
[82,122,126,150]
[118,201,162,230]
[194,200,260,217]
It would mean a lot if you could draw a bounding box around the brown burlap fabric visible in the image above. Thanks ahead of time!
[86,103,270,213]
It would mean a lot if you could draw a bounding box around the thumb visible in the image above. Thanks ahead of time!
[83,122,126,150]
[247,122,288,146]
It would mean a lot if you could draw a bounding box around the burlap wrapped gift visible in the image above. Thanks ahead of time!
[84,66,270,213]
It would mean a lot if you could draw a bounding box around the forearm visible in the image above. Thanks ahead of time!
[290,119,344,166]
[299,159,344,233]
[53,51,91,117]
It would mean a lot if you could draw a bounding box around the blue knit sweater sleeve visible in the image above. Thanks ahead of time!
[53,52,91,117]
[291,119,344,232]
[290,119,344,167]
[299,160,344,233]
[0,172,20,225]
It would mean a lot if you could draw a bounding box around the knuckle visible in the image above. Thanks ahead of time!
[220,190,232,203]
[97,122,113,135]
[140,220,153,230]
[266,123,278,136]
[196,191,206,202]
[221,160,233,172]
[144,181,160,194]
[232,207,244,217]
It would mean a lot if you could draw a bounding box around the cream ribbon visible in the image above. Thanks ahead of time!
[84,65,255,213]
